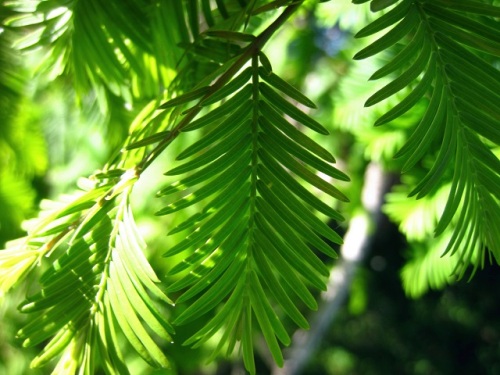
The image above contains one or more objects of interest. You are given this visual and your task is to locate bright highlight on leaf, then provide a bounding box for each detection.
[1,175,172,373]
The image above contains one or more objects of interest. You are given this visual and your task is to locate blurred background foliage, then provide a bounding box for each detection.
[1,0,499,374]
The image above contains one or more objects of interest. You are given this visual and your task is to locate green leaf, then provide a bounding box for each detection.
[432,0,500,17]
[365,38,431,107]
[126,131,171,150]
[30,326,74,368]
[114,292,168,367]
[19,301,89,347]
[395,83,446,172]
[167,218,238,274]
[160,147,252,195]
[259,83,329,134]
[255,213,327,294]
[259,51,273,75]
[166,211,210,236]
[167,220,247,289]
[165,133,251,176]
[355,0,412,38]
[259,67,316,108]
[242,302,255,375]
[182,85,253,131]
[410,111,457,198]
[257,180,337,257]
[258,165,344,242]
[157,164,251,217]
[259,101,336,162]
[258,149,344,220]
[183,279,245,347]
[111,251,172,341]
[255,196,329,275]
[161,183,250,255]
[174,257,246,325]
[261,135,349,202]
[424,3,500,43]
[248,271,286,366]
[107,278,166,368]
[260,117,349,181]
[354,6,418,60]
[201,67,252,106]
[371,0,399,12]
[254,229,318,310]
[203,30,256,42]
[252,248,309,329]
[177,101,252,160]
[375,52,435,126]
[369,22,424,80]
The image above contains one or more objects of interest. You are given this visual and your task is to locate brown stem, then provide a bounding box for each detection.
[136,2,302,173]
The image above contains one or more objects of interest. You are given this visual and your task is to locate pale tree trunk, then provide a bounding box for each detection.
[272,163,390,375]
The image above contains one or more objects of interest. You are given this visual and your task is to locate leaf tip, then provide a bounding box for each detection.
[352,51,365,60]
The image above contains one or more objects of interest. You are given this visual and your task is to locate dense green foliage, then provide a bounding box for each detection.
[1,0,499,374]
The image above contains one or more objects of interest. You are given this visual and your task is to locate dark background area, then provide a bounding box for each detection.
[304,213,500,375]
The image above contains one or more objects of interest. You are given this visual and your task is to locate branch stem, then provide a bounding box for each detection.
[136,2,302,173]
